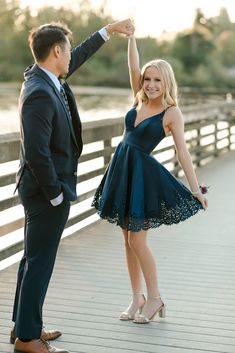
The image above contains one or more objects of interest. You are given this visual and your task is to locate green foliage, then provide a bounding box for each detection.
[171,31,214,71]
[0,0,235,88]
[216,31,235,67]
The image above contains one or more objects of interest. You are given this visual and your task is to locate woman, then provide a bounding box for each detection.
[92,33,208,324]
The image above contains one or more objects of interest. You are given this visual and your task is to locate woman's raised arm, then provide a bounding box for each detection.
[128,36,141,97]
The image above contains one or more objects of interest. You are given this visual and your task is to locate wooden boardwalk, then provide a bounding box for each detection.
[1,151,235,353]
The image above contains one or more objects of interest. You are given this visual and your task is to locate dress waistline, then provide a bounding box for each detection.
[122,140,150,154]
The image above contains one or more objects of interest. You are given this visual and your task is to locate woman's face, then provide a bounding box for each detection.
[143,66,164,101]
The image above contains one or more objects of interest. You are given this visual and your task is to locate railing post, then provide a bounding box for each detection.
[214,120,219,158]
[228,113,232,151]
[195,127,201,167]
[103,139,112,166]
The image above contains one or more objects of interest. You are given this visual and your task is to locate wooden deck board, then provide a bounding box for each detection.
[1,151,235,353]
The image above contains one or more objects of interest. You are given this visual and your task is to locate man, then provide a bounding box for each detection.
[11,19,134,353]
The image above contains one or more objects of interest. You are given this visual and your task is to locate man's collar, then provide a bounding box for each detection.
[38,66,61,91]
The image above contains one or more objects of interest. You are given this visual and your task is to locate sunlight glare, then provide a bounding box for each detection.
[17,0,235,37]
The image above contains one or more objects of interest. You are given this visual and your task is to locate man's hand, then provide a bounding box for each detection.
[106,19,135,37]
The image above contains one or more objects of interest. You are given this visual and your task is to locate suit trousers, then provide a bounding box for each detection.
[12,190,70,339]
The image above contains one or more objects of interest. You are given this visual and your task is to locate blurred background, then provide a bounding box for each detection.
[0,0,235,129]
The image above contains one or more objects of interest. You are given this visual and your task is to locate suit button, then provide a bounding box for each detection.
[73,172,77,176]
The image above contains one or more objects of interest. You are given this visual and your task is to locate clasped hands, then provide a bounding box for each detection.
[106,18,135,37]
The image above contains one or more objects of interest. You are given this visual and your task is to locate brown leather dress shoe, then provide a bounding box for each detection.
[14,338,69,353]
[10,328,62,344]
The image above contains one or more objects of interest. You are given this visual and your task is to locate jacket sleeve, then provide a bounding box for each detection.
[21,90,62,200]
[67,31,105,78]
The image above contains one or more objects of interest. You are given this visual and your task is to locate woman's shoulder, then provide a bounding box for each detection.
[165,105,183,120]
[166,105,181,114]
[164,106,184,129]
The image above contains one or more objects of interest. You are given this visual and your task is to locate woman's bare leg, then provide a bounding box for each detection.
[119,229,145,319]
[128,230,164,320]
[122,229,143,293]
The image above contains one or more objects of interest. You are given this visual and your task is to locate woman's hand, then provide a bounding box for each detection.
[193,192,208,210]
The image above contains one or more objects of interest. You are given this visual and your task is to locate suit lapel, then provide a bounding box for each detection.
[32,65,79,149]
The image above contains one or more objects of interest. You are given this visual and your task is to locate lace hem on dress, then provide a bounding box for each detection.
[92,189,203,232]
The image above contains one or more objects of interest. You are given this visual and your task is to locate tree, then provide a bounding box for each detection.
[216,31,235,67]
[172,31,214,72]
[216,7,232,33]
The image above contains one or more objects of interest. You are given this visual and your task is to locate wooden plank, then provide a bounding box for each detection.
[79,147,115,163]
[0,218,24,237]
[78,166,107,183]
[0,195,20,212]
[0,173,15,187]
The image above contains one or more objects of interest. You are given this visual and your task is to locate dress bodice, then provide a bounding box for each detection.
[122,108,166,154]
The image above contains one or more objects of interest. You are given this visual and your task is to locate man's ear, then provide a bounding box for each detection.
[52,45,61,59]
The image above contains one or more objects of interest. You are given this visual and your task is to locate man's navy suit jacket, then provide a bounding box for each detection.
[16,31,105,203]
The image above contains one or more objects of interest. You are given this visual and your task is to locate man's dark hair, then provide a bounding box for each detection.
[28,22,73,62]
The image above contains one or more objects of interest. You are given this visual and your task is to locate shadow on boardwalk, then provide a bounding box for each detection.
[1,151,235,353]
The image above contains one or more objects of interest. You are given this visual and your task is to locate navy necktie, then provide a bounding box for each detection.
[60,85,72,120]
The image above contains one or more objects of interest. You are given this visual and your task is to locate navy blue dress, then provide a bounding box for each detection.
[92,107,203,232]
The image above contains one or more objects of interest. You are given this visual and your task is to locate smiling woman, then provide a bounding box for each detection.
[92,31,208,325]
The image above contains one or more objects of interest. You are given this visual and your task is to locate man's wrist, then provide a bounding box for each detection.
[105,24,113,36]
[99,26,111,41]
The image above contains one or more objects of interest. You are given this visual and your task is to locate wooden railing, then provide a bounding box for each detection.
[1,101,235,262]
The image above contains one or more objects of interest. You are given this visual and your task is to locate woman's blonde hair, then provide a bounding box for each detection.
[137,59,178,109]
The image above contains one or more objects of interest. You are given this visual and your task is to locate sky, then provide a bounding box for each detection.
[19,0,235,37]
